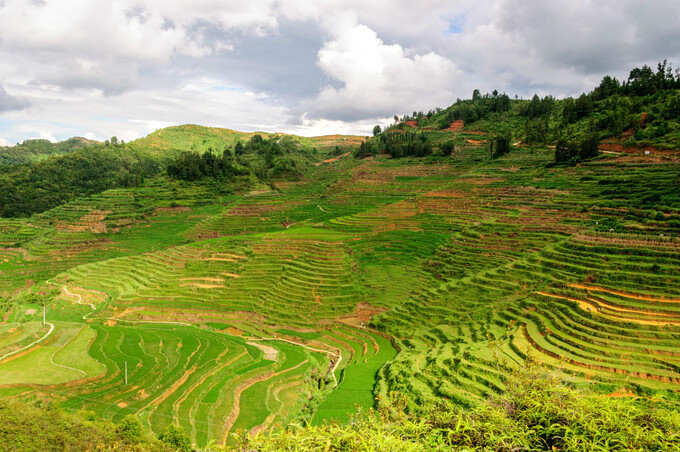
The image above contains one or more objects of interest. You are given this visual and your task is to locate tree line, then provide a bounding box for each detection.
[0,144,161,217]
[166,134,310,182]
[0,138,94,166]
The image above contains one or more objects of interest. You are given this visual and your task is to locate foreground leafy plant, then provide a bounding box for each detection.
[221,363,680,451]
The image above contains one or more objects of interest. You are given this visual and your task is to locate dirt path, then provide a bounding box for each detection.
[46,280,96,320]
[0,322,55,363]
[47,280,193,327]
[221,359,309,444]
[219,371,275,444]
[137,365,199,430]
[247,341,279,361]
[416,355,425,373]
[256,337,341,387]
[49,326,88,377]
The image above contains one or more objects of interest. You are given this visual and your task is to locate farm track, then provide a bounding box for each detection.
[256,337,342,387]
[49,326,88,377]
[0,322,55,363]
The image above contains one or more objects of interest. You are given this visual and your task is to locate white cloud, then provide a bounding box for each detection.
[446,0,680,96]
[306,23,461,120]
[37,130,58,143]
[0,137,11,146]
[0,76,293,143]
[286,114,389,137]
[0,82,30,112]
[1,0,679,142]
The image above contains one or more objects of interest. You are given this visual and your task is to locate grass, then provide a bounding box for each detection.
[0,135,679,447]
[313,329,397,425]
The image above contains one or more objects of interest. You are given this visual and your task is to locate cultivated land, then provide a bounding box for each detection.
[0,125,679,448]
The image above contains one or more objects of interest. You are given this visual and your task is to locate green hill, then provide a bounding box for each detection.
[0,137,98,166]
[0,127,365,218]
[0,62,679,451]
[360,60,680,161]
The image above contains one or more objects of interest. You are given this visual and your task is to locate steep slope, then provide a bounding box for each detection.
[0,140,678,449]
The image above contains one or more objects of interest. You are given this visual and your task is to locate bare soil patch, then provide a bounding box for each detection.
[337,302,387,328]
[444,120,464,132]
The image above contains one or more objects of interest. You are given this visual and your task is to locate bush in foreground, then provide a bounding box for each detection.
[230,364,680,451]
[0,400,169,452]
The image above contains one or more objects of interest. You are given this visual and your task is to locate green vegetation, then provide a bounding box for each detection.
[367,60,680,161]
[0,61,679,450]
[0,398,169,451]
[244,364,680,451]
[0,126,361,218]
[0,143,162,217]
[166,133,316,182]
[0,137,97,166]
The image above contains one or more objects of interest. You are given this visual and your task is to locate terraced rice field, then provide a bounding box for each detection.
[1,144,679,446]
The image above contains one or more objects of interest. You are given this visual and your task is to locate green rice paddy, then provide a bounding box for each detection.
[1,140,679,447]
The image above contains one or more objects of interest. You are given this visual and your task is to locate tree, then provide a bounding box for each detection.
[592,75,620,100]
[117,415,143,443]
[441,140,455,155]
[493,132,512,158]
[579,133,600,160]
[158,425,192,452]
[234,141,244,156]
[373,125,382,136]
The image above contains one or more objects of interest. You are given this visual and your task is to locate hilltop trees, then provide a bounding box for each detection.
[0,144,160,217]
[166,149,240,181]
[0,138,94,166]
[166,134,308,182]
[519,94,555,118]
[436,90,512,129]
[554,130,600,164]
[355,130,433,158]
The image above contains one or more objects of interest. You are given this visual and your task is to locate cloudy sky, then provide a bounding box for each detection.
[0,0,679,145]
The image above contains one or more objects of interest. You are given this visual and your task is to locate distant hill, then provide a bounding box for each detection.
[130,124,366,157]
[0,126,366,218]
[0,137,99,166]
[360,60,680,161]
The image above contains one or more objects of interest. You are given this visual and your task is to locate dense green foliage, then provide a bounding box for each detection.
[0,399,168,451]
[166,134,313,182]
[367,61,680,160]
[0,137,95,166]
[437,89,513,127]
[356,131,434,158]
[0,144,162,217]
[166,149,246,181]
[240,365,680,451]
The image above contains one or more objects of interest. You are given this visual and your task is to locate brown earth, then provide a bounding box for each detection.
[315,151,351,167]
[337,302,387,328]
[445,120,464,132]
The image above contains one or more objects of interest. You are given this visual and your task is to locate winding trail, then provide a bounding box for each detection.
[0,322,55,363]
[255,337,342,387]
[46,280,192,326]
[49,326,88,377]
[46,280,95,320]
